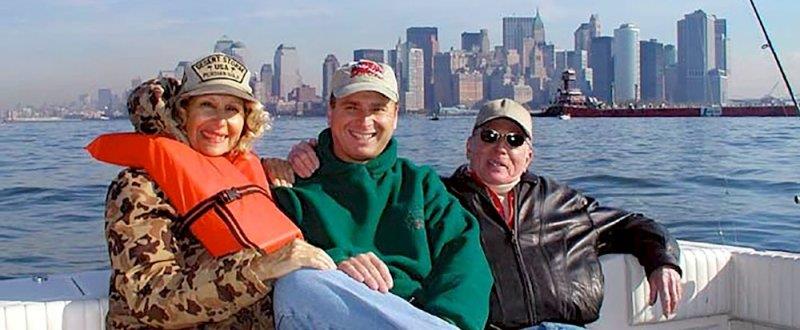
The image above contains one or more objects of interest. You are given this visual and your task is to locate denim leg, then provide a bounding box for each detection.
[521,322,586,330]
[273,269,457,330]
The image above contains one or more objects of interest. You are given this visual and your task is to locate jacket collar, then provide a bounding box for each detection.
[450,164,539,192]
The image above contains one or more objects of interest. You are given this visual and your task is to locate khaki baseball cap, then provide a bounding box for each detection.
[178,53,257,103]
[331,60,398,102]
[474,98,533,137]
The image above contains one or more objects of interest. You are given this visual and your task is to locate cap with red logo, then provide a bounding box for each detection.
[330,60,398,102]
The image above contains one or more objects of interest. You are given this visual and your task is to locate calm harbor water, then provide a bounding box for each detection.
[0,116,798,279]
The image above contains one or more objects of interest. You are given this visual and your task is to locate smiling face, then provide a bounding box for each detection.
[327,91,398,163]
[182,94,246,157]
[467,118,533,187]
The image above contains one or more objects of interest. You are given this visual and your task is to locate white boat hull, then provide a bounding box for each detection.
[1,240,798,329]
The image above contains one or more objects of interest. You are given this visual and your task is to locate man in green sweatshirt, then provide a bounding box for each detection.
[270,59,492,330]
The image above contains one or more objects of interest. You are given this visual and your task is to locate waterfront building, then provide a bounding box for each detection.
[486,66,515,100]
[613,23,640,104]
[403,47,425,113]
[434,51,468,107]
[97,88,113,117]
[677,10,727,105]
[453,70,484,108]
[258,64,274,104]
[640,39,666,102]
[273,44,302,100]
[288,84,317,103]
[406,27,439,110]
[322,54,339,101]
[589,36,614,103]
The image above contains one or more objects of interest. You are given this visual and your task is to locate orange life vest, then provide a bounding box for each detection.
[86,132,302,257]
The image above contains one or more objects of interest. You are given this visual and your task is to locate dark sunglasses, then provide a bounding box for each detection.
[478,128,528,148]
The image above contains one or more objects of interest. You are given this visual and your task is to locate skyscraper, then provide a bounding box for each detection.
[590,36,614,102]
[677,10,721,104]
[664,44,677,66]
[406,27,439,110]
[433,51,467,107]
[453,70,484,108]
[532,10,546,45]
[640,39,666,102]
[403,47,425,113]
[322,54,340,101]
[259,64,274,103]
[503,17,535,52]
[461,29,490,54]
[663,44,678,103]
[353,49,384,63]
[390,38,405,93]
[714,19,728,72]
[574,14,601,54]
[554,50,568,77]
[213,35,247,64]
[613,24,640,103]
[273,44,302,100]
[97,88,113,117]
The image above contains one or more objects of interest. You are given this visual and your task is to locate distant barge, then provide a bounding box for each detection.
[539,105,798,117]
[536,70,798,118]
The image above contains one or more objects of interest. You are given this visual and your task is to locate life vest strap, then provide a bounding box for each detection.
[179,185,271,235]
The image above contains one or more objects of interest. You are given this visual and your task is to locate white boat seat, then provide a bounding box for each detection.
[2,241,799,330]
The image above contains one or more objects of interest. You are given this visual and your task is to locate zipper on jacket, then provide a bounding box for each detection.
[509,204,538,324]
[473,179,539,325]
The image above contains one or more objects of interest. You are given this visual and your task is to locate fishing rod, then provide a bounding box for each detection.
[748,0,799,115]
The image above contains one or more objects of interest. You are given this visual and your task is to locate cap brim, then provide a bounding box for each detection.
[475,115,532,138]
[179,84,258,103]
[333,82,398,102]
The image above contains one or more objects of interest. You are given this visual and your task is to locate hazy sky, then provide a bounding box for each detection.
[1,0,797,108]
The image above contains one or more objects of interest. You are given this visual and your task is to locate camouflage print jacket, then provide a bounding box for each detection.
[104,78,275,329]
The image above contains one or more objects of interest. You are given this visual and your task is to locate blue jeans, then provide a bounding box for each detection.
[273,269,457,329]
[522,322,585,330]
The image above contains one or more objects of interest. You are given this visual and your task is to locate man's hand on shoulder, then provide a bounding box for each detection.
[288,138,319,178]
[648,266,683,316]
[261,158,295,187]
[338,252,394,293]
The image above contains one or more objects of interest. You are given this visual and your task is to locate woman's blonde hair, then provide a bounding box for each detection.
[172,95,272,156]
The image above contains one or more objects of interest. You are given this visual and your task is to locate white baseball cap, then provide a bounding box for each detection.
[330,60,399,102]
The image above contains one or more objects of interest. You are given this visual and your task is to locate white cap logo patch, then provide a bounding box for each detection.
[191,54,247,84]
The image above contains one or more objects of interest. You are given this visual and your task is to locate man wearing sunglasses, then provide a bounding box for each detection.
[442,98,682,329]
[279,97,682,329]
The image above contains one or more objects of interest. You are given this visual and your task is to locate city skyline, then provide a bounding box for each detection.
[1,0,798,109]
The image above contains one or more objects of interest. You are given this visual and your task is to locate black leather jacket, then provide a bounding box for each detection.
[443,166,681,329]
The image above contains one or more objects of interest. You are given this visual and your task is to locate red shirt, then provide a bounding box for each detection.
[469,170,516,229]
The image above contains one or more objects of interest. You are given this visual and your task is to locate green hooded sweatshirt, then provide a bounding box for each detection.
[273,129,492,330]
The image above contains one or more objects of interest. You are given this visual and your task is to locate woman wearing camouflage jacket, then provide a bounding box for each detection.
[102,53,335,329]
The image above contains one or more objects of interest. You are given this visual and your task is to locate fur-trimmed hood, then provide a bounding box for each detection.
[125,77,270,154]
